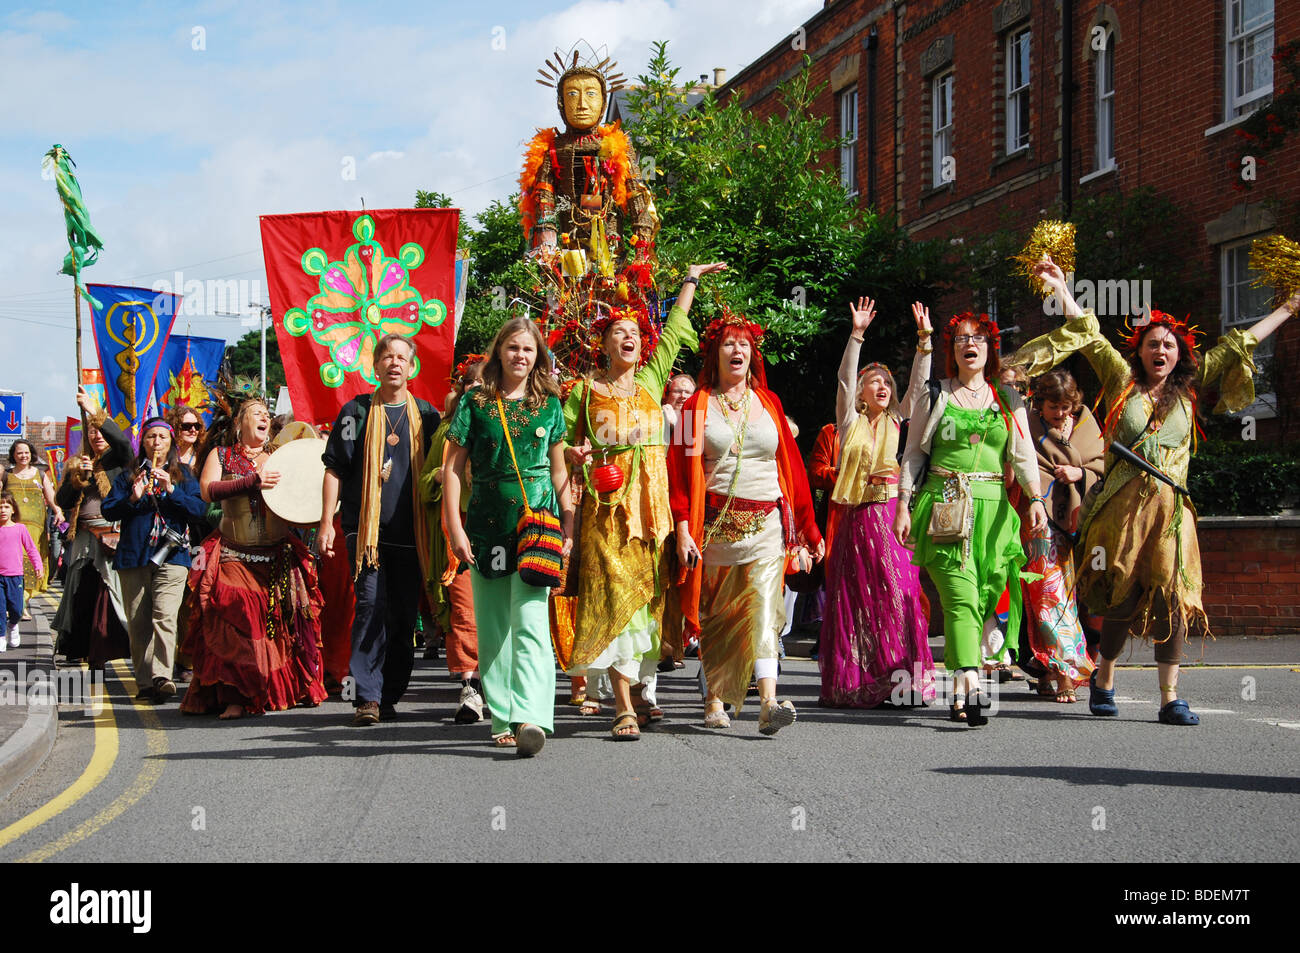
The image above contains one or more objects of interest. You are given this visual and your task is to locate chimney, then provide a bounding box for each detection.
[713,67,726,86]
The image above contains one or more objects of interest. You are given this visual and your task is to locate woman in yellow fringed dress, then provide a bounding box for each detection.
[565,263,724,741]
[1015,258,1298,725]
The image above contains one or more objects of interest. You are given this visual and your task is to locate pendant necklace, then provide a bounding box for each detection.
[716,389,751,456]
[382,405,406,482]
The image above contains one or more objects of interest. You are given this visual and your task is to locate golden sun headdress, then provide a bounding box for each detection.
[535,42,627,112]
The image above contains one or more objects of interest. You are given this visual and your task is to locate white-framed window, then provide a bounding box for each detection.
[1006,28,1031,153]
[1222,239,1276,406]
[1096,30,1115,169]
[1226,0,1274,119]
[932,71,954,188]
[839,86,858,195]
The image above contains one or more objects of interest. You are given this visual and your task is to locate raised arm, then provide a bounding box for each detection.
[1033,256,1084,318]
[640,263,724,393]
[836,297,876,434]
[899,302,935,420]
[1246,290,1300,346]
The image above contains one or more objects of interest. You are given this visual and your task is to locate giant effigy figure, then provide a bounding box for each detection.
[519,44,662,376]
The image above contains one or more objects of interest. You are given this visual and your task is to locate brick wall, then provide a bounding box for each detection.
[719,0,1300,444]
[1198,516,1300,636]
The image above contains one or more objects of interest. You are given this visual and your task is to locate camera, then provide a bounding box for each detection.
[150,526,190,566]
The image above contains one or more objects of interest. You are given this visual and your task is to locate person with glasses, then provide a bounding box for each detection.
[167,404,211,683]
[895,313,1047,726]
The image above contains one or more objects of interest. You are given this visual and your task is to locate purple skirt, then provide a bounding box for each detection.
[819,497,934,708]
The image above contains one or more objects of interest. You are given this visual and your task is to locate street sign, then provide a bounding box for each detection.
[0,393,24,457]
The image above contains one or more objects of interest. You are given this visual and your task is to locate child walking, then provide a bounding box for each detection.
[0,491,44,650]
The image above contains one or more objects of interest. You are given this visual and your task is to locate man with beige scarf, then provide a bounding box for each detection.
[320,334,439,725]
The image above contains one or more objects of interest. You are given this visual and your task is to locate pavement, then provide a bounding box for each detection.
[0,587,59,803]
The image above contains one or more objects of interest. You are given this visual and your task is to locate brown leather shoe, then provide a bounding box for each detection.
[352,701,380,726]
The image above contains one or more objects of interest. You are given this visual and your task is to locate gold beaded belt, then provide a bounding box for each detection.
[704,492,779,545]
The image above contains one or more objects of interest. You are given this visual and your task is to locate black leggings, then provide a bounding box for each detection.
[1097,586,1185,665]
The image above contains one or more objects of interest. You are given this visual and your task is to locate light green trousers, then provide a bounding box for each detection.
[470,569,555,735]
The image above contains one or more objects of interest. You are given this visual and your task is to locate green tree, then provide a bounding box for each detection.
[620,41,951,432]
[224,326,286,394]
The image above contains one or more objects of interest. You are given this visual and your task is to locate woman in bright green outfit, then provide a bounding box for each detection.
[895,310,1047,725]
[443,318,573,757]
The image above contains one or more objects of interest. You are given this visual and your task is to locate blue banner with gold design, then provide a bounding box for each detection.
[87,284,180,437]
[153,334,225,426]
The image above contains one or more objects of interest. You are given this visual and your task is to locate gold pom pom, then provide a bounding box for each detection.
[1248,234,1300,300]
[1011,220,1077,297]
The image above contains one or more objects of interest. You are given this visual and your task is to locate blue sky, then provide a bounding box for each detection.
[0,0,820,421]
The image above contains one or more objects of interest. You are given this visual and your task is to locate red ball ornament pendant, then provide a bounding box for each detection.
[591,462,624,493]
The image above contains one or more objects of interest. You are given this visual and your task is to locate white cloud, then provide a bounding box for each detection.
[0,0,822,421]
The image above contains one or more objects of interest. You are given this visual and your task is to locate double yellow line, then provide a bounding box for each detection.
[0,659,168,862]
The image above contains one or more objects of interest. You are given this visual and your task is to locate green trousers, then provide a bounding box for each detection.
[470,569,555,735]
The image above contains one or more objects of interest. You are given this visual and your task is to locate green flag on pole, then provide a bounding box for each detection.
[43,144,105,307]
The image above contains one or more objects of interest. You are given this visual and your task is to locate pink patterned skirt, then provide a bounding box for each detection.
[819,497,934,708]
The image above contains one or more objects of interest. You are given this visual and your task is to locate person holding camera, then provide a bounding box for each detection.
[102,416,206,703]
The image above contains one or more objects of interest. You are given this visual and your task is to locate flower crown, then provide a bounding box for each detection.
[857,361,893,381]
[945,312,1001,341]
[702,307,765,353]
[450,353,485,384]
[1124,310,1201,356]
[588,303,661,368]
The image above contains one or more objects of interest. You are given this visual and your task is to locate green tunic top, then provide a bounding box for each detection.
[1009,310,1259,532]
[446,393,566,579]
[910,403,1020,571]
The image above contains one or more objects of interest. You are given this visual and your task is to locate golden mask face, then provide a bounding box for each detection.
[561,74,604,130]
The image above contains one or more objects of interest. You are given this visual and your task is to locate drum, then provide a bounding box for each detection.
[260,437,331,526]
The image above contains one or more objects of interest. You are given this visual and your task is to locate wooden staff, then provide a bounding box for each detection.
[74,262,88,434]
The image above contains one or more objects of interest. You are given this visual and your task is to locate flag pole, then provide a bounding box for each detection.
[74,265,87,434]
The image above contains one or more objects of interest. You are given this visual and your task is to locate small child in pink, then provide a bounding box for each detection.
[0,491,43,650]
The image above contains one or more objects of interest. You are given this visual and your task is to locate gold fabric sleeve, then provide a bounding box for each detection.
[1198,328,1259,414]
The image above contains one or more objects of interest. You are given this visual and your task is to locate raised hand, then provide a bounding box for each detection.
[687,262,728,280]
[1032,255,1068,293]
[911,302,933,333]
[849,296,876,336]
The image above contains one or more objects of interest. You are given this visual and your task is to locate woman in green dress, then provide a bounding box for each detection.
[895,312,1048,725]
[1013,257,1298,725]
[443,318,574,757]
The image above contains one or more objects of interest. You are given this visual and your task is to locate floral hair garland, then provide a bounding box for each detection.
[451,353,485,384]
[702,307,765,353]
[588,302,661,368]
[945,311,1001,344]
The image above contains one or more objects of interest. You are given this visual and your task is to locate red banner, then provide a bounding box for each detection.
[260,209,459,425]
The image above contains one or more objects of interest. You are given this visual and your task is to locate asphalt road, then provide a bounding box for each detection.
[1,640,1296,863]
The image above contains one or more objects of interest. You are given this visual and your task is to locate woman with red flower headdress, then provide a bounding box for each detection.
[564,263,725,740]
[668,304,823,734]
[1015,257,1299,725]
[895,309,1048,725]
[819,298,936,709]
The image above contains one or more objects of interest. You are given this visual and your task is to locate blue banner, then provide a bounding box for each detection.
[153,334,226,426]
[87,284,180,437]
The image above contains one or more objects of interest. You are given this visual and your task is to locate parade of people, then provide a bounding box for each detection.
[3,9,1297,881]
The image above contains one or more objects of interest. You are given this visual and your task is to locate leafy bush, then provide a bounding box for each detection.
[1188,440,1300,516]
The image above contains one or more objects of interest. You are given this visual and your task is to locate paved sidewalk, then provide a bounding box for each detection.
[0,589,60,802]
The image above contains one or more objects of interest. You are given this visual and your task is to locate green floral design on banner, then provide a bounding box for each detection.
[283,213,448,388]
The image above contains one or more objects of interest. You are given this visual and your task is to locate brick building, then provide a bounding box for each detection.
[720,0,1300,441]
